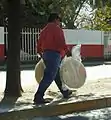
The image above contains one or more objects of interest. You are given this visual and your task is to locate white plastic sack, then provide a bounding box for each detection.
[35,59,45,83]
[60,57,86,88]
[34,58,67,91]
[35,45,86,89]
[71,44,82,62]
[60,45,86,88]
[34,59,68,91]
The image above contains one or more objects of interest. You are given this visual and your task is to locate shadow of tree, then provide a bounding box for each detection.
[0,96,18,112]
[49,93,95,105]
[32,108,111,120]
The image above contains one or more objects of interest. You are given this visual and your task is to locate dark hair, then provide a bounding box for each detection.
[48,13,61,22]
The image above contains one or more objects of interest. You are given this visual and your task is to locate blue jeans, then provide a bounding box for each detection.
[35,50,63,99]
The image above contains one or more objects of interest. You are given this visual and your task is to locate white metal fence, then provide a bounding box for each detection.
[4,27,41,61]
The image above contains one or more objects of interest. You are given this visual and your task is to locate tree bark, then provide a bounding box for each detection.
[4,0,23,97]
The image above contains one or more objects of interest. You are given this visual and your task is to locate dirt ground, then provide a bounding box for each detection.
[0,78,111,113]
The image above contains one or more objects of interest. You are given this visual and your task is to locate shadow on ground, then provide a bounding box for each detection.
[31,107,111,120]
[0,95,18,112]
[32,116,89,120]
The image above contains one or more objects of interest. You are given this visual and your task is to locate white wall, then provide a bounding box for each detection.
[63,29,104,45]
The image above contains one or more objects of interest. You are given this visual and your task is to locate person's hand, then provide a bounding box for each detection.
[37,52,43,59]
[66,50,71,57]
[39,53,43,58]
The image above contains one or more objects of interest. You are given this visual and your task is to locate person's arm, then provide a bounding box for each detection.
[36,33,43,57]
[54,26,70,54]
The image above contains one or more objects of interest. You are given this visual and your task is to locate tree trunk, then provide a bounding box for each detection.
[4,0,23,97]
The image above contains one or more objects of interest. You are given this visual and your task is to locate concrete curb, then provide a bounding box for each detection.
[0,97,111,120]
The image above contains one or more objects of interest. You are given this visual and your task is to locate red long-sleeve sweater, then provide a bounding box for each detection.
[37,23,68,58]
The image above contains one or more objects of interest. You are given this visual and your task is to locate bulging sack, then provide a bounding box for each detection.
[60,57,86,88]
[60,45,86,88]
[71,44,82,62]
[35,45,86,88]
[35,59,45,84]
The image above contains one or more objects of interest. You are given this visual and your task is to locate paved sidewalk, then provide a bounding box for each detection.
[0,78,111,120]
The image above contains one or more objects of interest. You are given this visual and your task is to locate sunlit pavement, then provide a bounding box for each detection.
[1,64,111,119]
[0,64,111,92]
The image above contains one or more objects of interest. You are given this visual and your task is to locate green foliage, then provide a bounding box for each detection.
[0,0,87,28]
[84,6,111,31]
[89,0,111,9]
[0,0,111,29]
[25,0,86,28]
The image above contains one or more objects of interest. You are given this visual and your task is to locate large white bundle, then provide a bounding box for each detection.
[34,59,67,91]
[35,57,86,88]
[71,44,82,62]
[60,57,86,88]
[35,59,45,84]
[35,45,86,88]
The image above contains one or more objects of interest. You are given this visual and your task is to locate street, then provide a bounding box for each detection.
[31,107,111,120]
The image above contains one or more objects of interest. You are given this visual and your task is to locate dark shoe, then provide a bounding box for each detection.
[33,94,52,105]
[62,90,72,99]
[33,98,51,105]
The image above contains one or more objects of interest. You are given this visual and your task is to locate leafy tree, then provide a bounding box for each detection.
[26,0,87,28]
[93,6,111,31]
[83,5,111,31]
[89,0,111,8]
[0,0,111,28]
[23,0,111,29]
[0,0,7,26]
